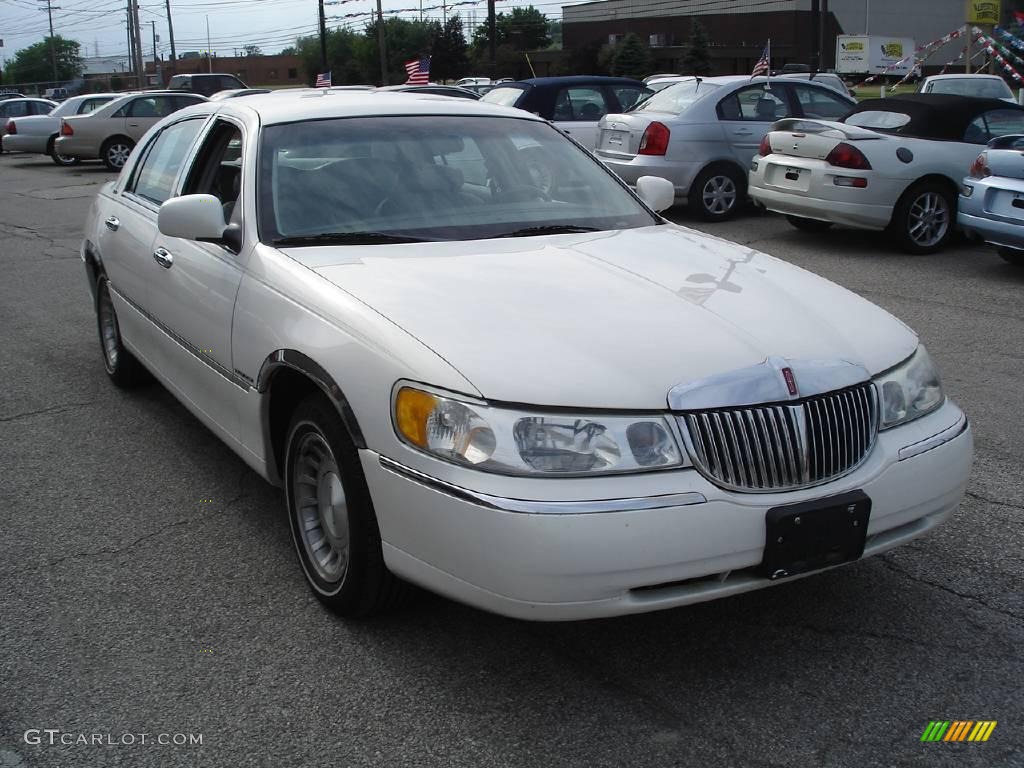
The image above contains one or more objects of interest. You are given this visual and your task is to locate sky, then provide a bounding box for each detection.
[0,0,574,65]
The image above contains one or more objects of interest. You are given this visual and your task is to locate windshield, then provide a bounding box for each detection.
[633,80,718,113]
[257,115,657,244]
[926,78,1012,99]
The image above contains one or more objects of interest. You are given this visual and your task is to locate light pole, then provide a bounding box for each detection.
[38,0,59,82]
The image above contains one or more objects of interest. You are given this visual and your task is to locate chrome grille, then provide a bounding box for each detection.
[679,383,879,492]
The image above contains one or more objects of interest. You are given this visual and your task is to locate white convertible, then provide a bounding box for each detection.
[81,91,972,620]
[749,93,1024,253]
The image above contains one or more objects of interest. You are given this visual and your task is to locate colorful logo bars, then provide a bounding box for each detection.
[921,721,997,742]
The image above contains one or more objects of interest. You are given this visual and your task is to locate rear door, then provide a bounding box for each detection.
[551,85,611,149]
[717,84,792,167]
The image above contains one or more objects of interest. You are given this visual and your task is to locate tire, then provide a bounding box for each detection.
[48,135,79,166]
[95,277,150,388]
[100,137,134,171]
[284,393,412,616]
[786,215,833,232]
[996,246,1024,266]
[890,181,955,254]
[689,164,745,222]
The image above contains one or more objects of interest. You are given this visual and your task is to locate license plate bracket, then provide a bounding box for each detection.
[759,490,871,580]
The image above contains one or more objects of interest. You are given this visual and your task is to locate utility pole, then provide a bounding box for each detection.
[39,0,58,82]
[130,0,143,86]
[487,0,496,73]
[151,20,160,84]
[318,0,328,72]
[126,0,138,87]
[125,10,133,84]
[165,0,176,76]
[819,0,829,71]
[376,0,388,85]
[206,15,212,73]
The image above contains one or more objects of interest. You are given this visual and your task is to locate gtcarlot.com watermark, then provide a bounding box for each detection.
[24,729,202,747]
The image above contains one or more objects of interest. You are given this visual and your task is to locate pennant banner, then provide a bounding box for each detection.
[974,27,1024,83]
[851,26,964,90]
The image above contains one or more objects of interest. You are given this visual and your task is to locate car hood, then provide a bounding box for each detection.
[302,225,917,409]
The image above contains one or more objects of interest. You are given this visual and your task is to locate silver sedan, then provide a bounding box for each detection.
[596,76,855,221]
[959,133,1024,267]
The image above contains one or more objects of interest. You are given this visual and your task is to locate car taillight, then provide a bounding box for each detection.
[5,120,15,135]
[60,120,73,136]
[758,134,772,156]
[968,152,990,179]
[638,121,670,156]
[825,142,871,170]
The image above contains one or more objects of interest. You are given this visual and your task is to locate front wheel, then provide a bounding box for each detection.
[786,215,833,232]
[689,165,745,222]
[890,182,955,254]
[95,278,150,388]
[284,394,411,616]
[101,138,134,171]
[996,246,1024,266]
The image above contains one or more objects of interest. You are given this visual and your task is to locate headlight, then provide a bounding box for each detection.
[873,346,944,429]
[393,386,684,475]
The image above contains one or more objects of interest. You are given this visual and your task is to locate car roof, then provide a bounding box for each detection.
[212,89,546,125]
[511,75,647,88]
[923,73,1004,81]
[848,93,1023,139]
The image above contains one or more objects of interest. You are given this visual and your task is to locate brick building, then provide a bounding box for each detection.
[147,54,307,87]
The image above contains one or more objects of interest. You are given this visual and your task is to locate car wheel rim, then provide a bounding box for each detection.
[108,144,130,168]
[702,175,737,215]
[907,192,949,247]
[98,288,120,370]
[292,432,350,585]
[55,152,74,164]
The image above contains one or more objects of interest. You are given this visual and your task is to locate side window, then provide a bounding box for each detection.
[5,102,29,118]
[183,120,245,226]
[32,102,52,115]
[111,102,130,118]
[129,119,206,205]
[173,95,204,111]
[718,86,790,122]
[969,109,1024,143]
[794,86,852,120]
[554,87,610,121]
[612,86,650,111]
[128,97,159,118]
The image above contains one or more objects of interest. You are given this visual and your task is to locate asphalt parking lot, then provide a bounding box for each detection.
[1,152,1022,768]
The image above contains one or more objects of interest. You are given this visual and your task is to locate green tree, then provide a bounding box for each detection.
[362,18,439,85]
[611,34,651,79]
[431,15,469,82]
[6,36,83,83]
[473,6,550,53]
[681,20,712,75]
[242,44,263,57]
[293,27,372,85]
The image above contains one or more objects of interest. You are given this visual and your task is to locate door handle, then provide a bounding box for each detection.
[104,216,120,231]
[152,247,174,269]
[733,129,753,136]
[127,122,140,127]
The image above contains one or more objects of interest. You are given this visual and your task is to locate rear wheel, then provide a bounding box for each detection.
[890,181,955,254]
[95,278,150,388]
[284,394,412,616]
[101,137,134,171]
[689,165,745,222]
[786,215,833,232]
[48,135,78,166]
[996,246,1024,266]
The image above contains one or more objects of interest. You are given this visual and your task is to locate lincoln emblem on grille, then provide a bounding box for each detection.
[667,357,879,492]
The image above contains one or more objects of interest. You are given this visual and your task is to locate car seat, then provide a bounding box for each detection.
[755,97,778,121]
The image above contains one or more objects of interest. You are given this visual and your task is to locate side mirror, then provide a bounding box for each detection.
[635,175,675,213]
[158,194,227,242]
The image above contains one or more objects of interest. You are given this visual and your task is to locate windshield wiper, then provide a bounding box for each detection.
[496,225,600,238]
[272,232,428,246]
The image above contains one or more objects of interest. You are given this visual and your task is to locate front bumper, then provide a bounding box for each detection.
[363,401,972,621]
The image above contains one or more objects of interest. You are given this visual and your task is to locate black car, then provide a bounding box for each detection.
[480,76,653,148]
[168,73,247,97]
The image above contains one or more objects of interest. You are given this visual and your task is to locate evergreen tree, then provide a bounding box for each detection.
[681,20,712,75]
[611,34,652,79]
[432,15,469,81]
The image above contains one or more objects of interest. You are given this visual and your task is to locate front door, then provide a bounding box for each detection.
[718,84,792,168]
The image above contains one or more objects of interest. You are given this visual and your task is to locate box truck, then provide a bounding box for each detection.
[835,35,916,75]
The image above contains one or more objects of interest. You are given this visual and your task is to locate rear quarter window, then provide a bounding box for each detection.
[845,111,912,131]
[481,87,525,108]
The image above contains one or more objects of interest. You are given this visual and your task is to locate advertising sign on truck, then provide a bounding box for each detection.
[835,35,916,75]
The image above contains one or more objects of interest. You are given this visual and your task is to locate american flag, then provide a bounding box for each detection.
[751,41,771,77]
[315,71,332,88]
[404,57,430,85]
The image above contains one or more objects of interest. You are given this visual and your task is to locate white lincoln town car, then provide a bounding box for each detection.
[81,91,972,620]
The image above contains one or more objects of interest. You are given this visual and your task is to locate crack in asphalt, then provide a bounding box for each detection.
[0,401,97,424]
[966,490,1024,513]
[0,469,254,578]
[856,287,1024,323]
[876,555,1023,624]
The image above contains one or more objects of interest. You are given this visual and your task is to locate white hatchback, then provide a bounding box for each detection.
[81,90,972,620]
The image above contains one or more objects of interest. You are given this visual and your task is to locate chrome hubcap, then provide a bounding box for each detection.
[98,289,119,369]
[702,175,737,215]
[292,432,349,584]
[908,192,949,247]
[108,144,130,168]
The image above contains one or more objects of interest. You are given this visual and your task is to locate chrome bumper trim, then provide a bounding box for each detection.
[378,456,707,515]
[898,413,969,461]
